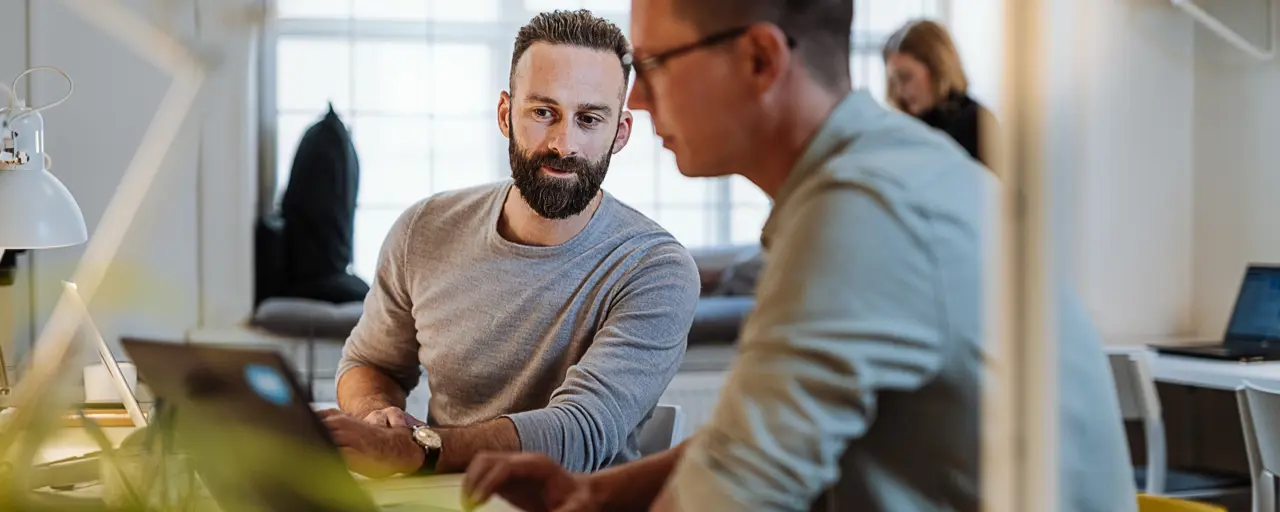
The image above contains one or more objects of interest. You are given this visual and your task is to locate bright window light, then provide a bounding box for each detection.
[270,0,945,281]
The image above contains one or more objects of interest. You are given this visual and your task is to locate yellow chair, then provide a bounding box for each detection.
[1137,494,1226,512]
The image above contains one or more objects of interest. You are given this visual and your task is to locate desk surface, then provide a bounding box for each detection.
[1110,338,1280,391]
[36,427,515,511]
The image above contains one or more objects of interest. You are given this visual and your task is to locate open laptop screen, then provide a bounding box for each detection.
[1226,266,1280,342]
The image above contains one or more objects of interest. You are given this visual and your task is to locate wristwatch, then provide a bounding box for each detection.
[410,425,443,473]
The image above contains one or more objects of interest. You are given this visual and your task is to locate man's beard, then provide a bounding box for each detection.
[508,120,615,220]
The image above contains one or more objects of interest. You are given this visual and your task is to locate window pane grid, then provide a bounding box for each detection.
[271,1,944,278]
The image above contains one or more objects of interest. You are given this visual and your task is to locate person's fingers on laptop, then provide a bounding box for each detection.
[322,412,350,430]
[361,409,388,426]
[386,408,427,428]
[385,409,408,428]
[466,452,565,510]
[316,408,344,419]
[461,452,501,508]
[324,415,364,445]
[327,424,355,447]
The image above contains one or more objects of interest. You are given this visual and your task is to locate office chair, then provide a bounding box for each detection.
[1239,383,1280,512]
[1109,350,1251,498]
[637,404,686,457]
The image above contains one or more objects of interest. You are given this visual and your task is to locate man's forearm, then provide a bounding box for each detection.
[337,366,408,418]
[434,418,521,473]
[588,440,688,512]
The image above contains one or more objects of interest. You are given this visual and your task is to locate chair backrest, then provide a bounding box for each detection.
[1109,351,1161,421]
[1235,386,1269,512]
[1242,382,1280,511]
[1107,350,1167,494]
[637,404,685,457]
[1244,384,1280,472]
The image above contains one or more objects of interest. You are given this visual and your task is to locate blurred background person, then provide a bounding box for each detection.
[883,19,997,168]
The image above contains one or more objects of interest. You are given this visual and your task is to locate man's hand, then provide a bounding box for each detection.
[362,406,426,428]
[319,409,425,478]
[462,452,599,512]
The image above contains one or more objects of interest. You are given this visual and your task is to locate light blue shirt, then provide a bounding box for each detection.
[667,91,1137,511]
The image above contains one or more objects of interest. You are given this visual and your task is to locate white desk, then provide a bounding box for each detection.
[1150,354,1280,390]
[1110,340,1280,390]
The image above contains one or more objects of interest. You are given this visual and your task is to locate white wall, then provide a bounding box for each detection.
[956,0,1279,340]
[28,0,201,356]
[954,0,1197,339]
[948,0,1003,111]
[195,0,259,330]
[1072,0,1197,338]
[18,0,257,360]
[1190,0,1280,337]
[0,0,34,374]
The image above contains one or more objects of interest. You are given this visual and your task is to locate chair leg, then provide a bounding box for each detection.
[305,323,316,402]
[1260,470,1277,512]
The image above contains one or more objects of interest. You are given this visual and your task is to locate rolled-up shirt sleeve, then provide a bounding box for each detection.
[336,203,424,392]
[668,184,946,511]
[505,244,700,473]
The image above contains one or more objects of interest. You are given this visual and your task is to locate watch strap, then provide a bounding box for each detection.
[420,445,441,474]
[411,426,441,474]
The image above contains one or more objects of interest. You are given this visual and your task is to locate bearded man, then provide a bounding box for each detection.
[323,9,700,478]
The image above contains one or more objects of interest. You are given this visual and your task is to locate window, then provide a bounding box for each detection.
[267,0,945,281]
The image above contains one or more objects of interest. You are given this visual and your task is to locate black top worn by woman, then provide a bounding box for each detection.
[917,91,994,166]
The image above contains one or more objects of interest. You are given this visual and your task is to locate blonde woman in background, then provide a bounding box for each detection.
[884,19,997,168]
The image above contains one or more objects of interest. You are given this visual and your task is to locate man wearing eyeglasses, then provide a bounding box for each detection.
[462,0,1137,511]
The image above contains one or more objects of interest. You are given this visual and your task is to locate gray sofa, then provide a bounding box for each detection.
[252,244,762,371]
[684,244,762,345]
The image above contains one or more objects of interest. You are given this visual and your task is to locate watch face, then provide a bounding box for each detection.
[414,427,443,450]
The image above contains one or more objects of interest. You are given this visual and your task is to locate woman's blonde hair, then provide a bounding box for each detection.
[882,20,969,112]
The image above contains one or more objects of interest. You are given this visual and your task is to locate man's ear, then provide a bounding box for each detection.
[742,24,791,95]
[498,91,513,139]
[612,110,634,154]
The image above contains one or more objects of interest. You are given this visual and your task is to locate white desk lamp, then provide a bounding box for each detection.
[0,67,86,396]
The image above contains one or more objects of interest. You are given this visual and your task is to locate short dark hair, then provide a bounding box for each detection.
[674,0,853,91]
[510,10,632,96]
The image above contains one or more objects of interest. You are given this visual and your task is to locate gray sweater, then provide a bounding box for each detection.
[337,181,700,472]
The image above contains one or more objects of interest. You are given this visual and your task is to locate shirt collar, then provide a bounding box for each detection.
[760,90,879,248]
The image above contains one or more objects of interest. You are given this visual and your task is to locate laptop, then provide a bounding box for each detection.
[122,338,458,512]
[1152,264,1280,362]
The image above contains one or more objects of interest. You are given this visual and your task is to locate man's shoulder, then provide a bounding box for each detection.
[840,109,987,184]
[765,114,998,260]
[395,181,507,235]
[602,193,669,232]
[799,115,996,220]
[598,195,698,277]
[419,180,507,217]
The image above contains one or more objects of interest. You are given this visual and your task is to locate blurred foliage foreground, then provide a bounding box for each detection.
[0,401,377,511]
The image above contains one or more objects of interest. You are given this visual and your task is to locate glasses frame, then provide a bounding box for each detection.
[625,26,797,103]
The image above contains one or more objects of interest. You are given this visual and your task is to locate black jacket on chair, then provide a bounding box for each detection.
[266,104,369,304]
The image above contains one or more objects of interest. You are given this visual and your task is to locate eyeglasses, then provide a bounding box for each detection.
[625,26,797,103]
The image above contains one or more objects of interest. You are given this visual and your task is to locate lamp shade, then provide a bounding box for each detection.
[0,167,87,249]
[0,106,87,250]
